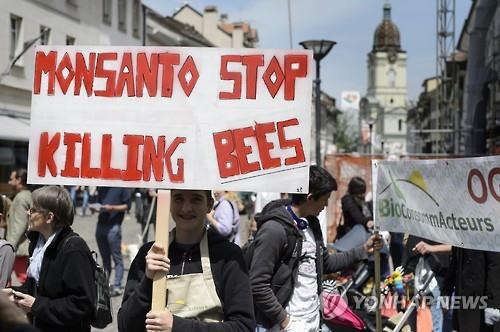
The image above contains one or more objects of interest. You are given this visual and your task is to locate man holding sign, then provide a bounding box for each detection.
[28,45,312,332]
[117,189,255,331]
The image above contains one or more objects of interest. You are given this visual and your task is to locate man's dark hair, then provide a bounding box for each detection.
[347,176,366,196]
[14,168,28,186]
[291,165,337,205]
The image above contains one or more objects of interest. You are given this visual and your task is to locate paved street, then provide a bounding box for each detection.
[72,208,146,332]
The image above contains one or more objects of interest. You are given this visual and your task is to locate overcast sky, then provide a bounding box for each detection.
[143,0,471,104]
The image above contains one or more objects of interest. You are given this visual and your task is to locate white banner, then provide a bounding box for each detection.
[28,46,313,192]
[375,156,500,252]
[340,91,360,111]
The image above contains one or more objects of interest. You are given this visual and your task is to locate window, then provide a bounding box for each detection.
[118,0,127,32]
[66,35,75,45]
[10,15,22,59]
[387,69,396,88]
[103,0,112,25]
[40,26,50,45]
[132,0,141,38]
[398,119,403,132]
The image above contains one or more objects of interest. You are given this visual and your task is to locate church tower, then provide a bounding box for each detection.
[360,3,408,154]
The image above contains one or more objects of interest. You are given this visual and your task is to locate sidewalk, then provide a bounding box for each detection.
[72,209,149,332]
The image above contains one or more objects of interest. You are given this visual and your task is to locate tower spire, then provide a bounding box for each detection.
[383,1,391,21]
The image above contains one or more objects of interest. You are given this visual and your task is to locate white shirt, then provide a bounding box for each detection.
[285,226,320,330]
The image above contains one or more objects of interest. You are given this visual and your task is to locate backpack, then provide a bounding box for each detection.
[242,218,301,328]
[64,235,112,328]
[242,218,299,271]
[91,251,113,328]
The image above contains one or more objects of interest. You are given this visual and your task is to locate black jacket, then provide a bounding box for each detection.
[13,227,95,332]
[250,199,368,328]
[443,247,500,332]
[402,235,449,278]
[341,194,371,231]
[117,229,255,332]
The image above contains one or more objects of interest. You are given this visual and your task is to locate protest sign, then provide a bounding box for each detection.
[28,46,313,192]
[375,156,500,251]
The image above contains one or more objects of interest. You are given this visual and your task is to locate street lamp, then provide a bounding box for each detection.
[368,122,374,155]
[300,39,336,166]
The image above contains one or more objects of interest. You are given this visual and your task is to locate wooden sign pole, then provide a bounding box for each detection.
[374,228,382,332]
[151,190,171,311]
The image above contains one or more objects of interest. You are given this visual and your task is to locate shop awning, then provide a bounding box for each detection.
[0,114,30,142]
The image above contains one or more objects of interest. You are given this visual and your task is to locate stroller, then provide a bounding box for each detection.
[323,225,437,332]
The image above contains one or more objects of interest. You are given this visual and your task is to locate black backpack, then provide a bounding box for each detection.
[242,218,302,328]
[90,251,113,328]
[242,218,299,270]
[64,236,112,328]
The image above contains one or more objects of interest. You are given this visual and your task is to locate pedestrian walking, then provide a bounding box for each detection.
[206,190,240,244]
[92,187,131,297]
[5,169,33,284]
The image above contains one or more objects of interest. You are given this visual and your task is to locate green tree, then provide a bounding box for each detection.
[334,112,359,152]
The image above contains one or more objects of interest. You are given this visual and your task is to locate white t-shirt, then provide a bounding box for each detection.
[284,227,320,331]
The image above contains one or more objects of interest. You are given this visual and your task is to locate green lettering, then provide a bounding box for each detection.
[379,199,390,217]
[395,203,401,217]
[476,218,484,231]
[430,214,439,227]
[458,217,468,230]
[451,213,460,230]
[446,216,453,229]
[466,218,478,231]
[401,204,407,218]
[484,218,494,232]
[439,212,447,228]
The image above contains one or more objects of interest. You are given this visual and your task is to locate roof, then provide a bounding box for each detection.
[219,21,259,44]
[0,113,30,142]
[172,3,203,18]
[373,3,402,52]
[146,6,214,46]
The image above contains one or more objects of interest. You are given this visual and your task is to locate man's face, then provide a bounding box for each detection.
[304,193,331,217]
[8,171,20,191]
[171,190,213,232]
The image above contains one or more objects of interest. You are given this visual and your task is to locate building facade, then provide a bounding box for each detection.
[458,0,500,155]
[0,0,144,187]
[172,4,258,48]
[0,1,261,189]
[359,3,408,155]
[410,0,499,156]
[145,7,213,47]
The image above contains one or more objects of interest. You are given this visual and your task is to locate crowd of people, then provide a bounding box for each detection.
[0,166,498,331]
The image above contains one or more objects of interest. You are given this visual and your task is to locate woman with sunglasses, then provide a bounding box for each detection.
[2,185,95,332]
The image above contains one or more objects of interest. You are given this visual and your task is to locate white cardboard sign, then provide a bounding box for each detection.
[28,46,313,192]
[375,156,500,252]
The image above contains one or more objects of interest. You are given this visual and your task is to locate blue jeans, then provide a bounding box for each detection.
[95,223,123,288]
[70,186,89,215]
[430,283,443,332]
